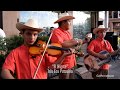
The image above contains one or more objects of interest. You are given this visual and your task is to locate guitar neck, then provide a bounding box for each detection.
[109,48,120,56]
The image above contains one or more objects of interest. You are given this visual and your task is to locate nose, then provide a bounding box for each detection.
[30,34,35,40]
[68,21,71,25]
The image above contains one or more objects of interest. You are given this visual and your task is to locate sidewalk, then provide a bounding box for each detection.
[108,60,120,79]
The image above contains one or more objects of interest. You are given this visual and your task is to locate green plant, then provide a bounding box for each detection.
[0,37,7,51]
[0,35,24,66]
[0,37,7,66]
[5,35,24,56]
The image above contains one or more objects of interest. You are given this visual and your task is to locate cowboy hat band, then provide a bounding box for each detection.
[93,25,108,35]
[54,13,75,23]
[16,19,43,32]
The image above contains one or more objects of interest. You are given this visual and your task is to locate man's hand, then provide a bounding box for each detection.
[77,39,83,45]
[51,49,72,65]
[62,39,83,48]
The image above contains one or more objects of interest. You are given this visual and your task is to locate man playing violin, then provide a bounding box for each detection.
[85,23,120,79]
[51,12,83,79]
[1,19,72,79]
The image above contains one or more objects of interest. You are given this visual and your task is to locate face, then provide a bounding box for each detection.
[97,30,106,39]
[22,29,39,46]
[62,20,71,30]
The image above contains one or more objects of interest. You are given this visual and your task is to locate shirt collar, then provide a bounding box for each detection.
[96,37,104,42]
[58,27,66,32]
[21,44,29,50]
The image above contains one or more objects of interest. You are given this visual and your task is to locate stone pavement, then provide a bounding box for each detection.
[108,60,120,79]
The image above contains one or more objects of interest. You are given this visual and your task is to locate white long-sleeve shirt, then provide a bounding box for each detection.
[0,28,6,38]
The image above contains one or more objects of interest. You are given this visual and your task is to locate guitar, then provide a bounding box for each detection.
[84,50,120,72]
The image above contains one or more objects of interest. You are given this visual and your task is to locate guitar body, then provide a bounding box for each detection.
[84,55,100,72]
[83,51,112,79]
[84,50,109,72]
[83,49,120,79]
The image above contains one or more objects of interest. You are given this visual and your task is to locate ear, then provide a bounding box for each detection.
[19,31,24,36]
[21,30,24,34]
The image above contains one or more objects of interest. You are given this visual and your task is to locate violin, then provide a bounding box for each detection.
[29,39,84,57]
[29,40,71,57]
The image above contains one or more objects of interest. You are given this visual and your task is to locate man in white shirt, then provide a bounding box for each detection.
[0,28,6,55]
[0,28,6,38]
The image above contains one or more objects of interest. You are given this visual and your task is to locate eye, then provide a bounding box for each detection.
[34,33,38,36]
[26,32,31,36]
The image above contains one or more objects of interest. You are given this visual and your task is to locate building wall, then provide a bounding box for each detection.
[2,11,20,37]
[109,18,120,32]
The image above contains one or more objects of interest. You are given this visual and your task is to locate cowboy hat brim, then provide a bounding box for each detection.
[54,16,75,23]
[16,22,43,32]
[93,28,108,35]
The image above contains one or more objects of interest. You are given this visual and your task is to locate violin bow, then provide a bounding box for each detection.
[33,32,53,79]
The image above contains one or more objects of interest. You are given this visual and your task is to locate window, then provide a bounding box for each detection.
[113,22,120,35]
[109,11,120,18]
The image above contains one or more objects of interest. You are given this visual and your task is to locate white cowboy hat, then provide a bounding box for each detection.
[16,19,43,32]
[93,25,108,35]
[54,13,75,23]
